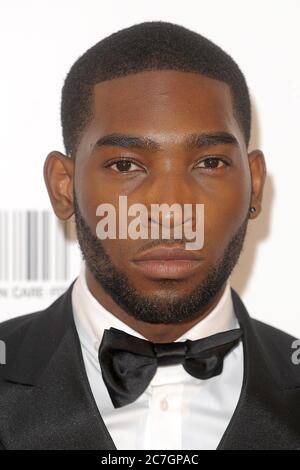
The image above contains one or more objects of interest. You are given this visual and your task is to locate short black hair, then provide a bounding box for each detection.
[61,21,251,156]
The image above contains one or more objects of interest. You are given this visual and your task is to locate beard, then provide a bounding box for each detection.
[73,192,249,325]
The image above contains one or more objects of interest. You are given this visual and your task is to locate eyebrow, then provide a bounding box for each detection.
[92,131,239,153]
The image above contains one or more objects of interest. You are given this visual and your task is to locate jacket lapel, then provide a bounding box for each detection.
[1,280,117,450]
[218,289,300,450]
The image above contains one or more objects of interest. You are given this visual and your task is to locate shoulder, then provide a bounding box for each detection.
[231,288,300,387]
[0,281,76,380]
[0,310,46,341]
[252,317,298,344]
[252,318,300,373]
[0,308,52,383]
[231,287,299,344]
[0,280,76,342]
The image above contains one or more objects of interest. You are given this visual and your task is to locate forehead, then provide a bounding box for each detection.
[83,70,244,149]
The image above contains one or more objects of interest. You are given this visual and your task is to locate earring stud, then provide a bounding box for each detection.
[249,206,256,213]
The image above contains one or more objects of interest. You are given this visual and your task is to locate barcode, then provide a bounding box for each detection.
[0,210,71,282]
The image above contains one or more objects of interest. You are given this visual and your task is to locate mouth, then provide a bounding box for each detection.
[131,246,204,280]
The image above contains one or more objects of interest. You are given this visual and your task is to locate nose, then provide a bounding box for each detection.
[141,173,201,232]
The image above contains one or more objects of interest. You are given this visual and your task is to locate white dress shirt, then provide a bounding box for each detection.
[72,261,244,450]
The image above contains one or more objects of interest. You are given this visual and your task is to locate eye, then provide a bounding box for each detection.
[195,157,228,170]
[105,158,143,173]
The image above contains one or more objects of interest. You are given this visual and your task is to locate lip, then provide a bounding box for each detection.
[132,247,203,262]
[131,247,203,279]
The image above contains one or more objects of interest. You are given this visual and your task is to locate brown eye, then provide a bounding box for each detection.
[108,159,141,173]
[196,157,226,169]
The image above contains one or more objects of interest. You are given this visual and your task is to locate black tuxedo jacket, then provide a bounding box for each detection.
[0,280,299,450]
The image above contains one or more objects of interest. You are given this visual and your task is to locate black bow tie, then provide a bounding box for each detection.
[98,326,243,408]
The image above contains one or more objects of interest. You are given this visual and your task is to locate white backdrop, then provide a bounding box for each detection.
[0,0,299,337]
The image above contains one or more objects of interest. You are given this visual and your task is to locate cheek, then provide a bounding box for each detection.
[202,172,251,250]
[75,164,119,233]
[75,165,132,265]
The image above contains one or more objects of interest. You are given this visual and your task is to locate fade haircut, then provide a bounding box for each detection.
[61,21,251,156]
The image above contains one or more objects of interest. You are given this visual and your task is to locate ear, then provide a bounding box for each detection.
[43,151,74,220]
[248,149,267,219]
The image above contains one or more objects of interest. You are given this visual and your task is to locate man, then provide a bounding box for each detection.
[0,21,299,450]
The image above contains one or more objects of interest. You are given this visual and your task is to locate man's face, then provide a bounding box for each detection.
[45,70,265,324]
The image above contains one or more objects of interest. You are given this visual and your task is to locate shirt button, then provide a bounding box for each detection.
[160,398,169,411]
